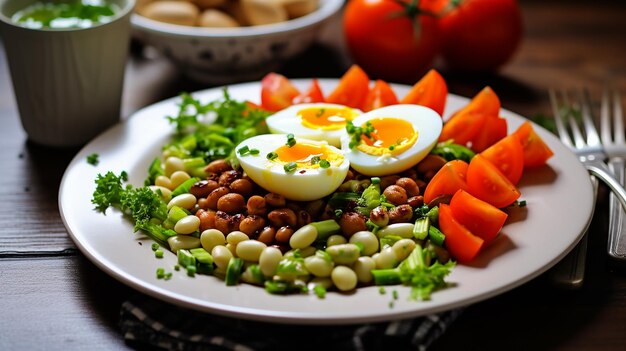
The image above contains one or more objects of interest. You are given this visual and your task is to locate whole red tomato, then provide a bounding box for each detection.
[439,0,523,72]
[343,0,443,83]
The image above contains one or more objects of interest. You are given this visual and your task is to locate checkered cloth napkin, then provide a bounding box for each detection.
[119,294,462,351]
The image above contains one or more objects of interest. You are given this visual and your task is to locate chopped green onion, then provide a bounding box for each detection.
[249,148,260,155]
[164,272,173,280]
[319,160,330,168]
[155,249,164,258]
[86,153,99,166]
[379,286,386,294]
[428,226,446,247]
[186,265,197,277]
[313,285,327,298]
[151,243,159,251]
[310,155,321,165]
[237,145,250,156]
[284,162,297,173]
[266,151,278,160]
[388,145,395,151]
[392,290,399,300]
[174,265,180,271]
[286,134,296,147]
[156,268,165,279]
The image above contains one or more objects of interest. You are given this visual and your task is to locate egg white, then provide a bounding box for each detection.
[236,134,350,201]
[265,103,361,147]
[340,105,442,176]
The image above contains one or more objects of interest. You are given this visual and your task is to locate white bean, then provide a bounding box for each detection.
[349,231,379,256]
[174,215,200,234]
[226,243,236,256]
[170,171,191,189]
[308,277,333,291]
[304,254,334,277]
[377,223,415,239]
[259,247,283,277]
[226,231,249,246]
[289,224,317,249]
[392,239,416,261]
[149,185,172,202]
[326,244,360,265]
[331,266,357,291]
[167,193,197,210]
[211,245,233,269]
[285,246,316,258]
[200,229,225,252]
[353,256,376,283]
[236,240,267,262]
[326,234,347,247]
[164,156,185,177]
[155,175,173,190]
[167,235,201,253]
[374,247,397,269]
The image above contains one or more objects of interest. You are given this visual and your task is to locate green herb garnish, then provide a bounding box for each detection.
[267,151,278,160]
[284,162,297,173]
[286,133,296,147]
[319,159,330,168]
[86,153,99,166]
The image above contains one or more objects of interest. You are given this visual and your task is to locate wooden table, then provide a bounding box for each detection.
[1,1,625,350]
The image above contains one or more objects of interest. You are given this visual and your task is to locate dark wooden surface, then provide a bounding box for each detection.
[1,1,626,350]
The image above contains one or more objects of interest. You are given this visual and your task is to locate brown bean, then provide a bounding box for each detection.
[218,170,240,187]
[190,179,219,198]
[247,195,267,216]
[239,215,266,236]
[268,208,297,227]
[304,199,325,218]
[408,195,424,208]
[196,209,216,231]
[197,198,209,210]
[380,175,401,189]
[287,202,302,213]
[206,186,230,210]
[369,206,389,227]
[205,159,232,174]
[214,211,231,234]
[265,193,286,207]
[339,212,367,237]
[383,185,408,205]
[229,214,245,233]
[401,168,418,180]
[396,177,420,197]
[389,204,414,224]
[257,226,276,245]
[423,170,437,181]
[416,155,447,175]
[217,193,246,214]
[275,226,294,243]
[297,210,312,228]
[415,179,427,190]
[230,178,254,196]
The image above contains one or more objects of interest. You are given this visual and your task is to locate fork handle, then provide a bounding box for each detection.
[608,158,626,260]
[585,163,626,212]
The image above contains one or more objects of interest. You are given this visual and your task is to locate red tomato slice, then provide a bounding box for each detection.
[326,65,370,109]
[471,116,507,152]
[449,190,508,244]
[439,112,488,145]
[439,203,484,263]
[362,80,399,112]
[260,73,300,112]
[466,154,521,208]
[480,133,524,184]
[400,69,448,116]
[293,79,325,104]
[514,121,555,167]
[423,160,469,204]
[452,86,501,119]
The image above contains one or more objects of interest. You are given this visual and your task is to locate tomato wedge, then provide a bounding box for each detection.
[451,86,501,119]
[326,65,370,109]
[260,73,300,112]
[439,203,484,263]
[439,112,488,145]
[362,80,399,112]
[423,160,469,204]
[293,79,325,104]
[449,190,508,244]
[514,121,555,167]
[481,133,524,184]
[471,116,507,152]
[400,69,448,116]
[466,154,521,208]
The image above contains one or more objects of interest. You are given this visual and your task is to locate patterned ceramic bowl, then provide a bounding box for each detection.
[131,0,343,84]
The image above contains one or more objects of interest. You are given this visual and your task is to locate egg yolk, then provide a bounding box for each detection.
[299,106,357,131]
[357,117,418,156]
[274,142,343,168]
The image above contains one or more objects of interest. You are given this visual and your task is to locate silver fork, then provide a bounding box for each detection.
[548,89,626,287]
[600,88,626,260]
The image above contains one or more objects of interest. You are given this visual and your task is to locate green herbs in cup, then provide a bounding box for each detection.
[12,0,118,29]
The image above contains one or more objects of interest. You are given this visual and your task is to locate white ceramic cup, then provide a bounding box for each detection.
[0,0,135,147]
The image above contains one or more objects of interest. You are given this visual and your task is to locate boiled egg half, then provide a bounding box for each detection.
[236,134,350,201]
[265,103,361,147]
[341,105,442,176]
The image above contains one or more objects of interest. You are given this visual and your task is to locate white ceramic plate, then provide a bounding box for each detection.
[59,79,594,325]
